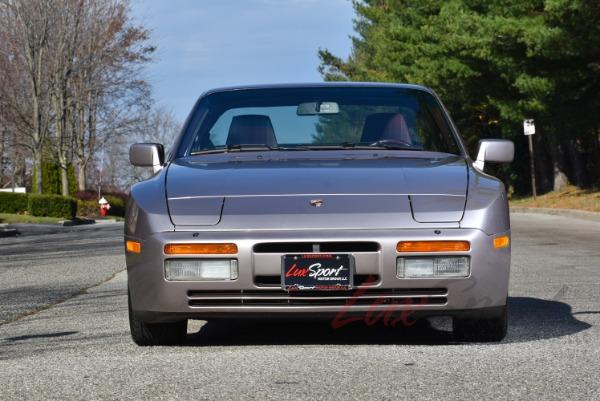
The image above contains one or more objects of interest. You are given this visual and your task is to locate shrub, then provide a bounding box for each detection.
[0,192,29,214]
[32,159,77,195]
[104,195,125,217]
[28,194,77,219]
[77,199,98,217]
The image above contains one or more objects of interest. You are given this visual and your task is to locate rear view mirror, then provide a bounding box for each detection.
[474,139,514,170]
[297,101,339,115]
[129,143,165,173]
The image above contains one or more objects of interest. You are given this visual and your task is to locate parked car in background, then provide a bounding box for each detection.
[125,83,514,345]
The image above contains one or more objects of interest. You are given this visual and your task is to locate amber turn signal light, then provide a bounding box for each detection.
[126,240,142,254]
[493,235,510,249]
[397,240,470,252]
[164,243,238,255]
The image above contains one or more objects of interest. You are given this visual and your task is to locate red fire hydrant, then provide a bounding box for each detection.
[99,197,111,217]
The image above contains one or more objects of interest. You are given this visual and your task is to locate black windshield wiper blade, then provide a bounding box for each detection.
[277,145,313,151]
[371,143,423,151]
[339,142,375,150]
[191,144,277,155]
[226,144,280,152]
[367,139,424,151]
[340,142,421,151]
[303,145,347,150]
[302,143,404,151]
[191,144,315,155]
[191,143,422,155]
[190,148,227,155]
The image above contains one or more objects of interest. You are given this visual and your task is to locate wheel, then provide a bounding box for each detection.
[452,306,508,342]
[128,290,187,346]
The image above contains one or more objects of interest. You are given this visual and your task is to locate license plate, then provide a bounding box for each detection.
[282,254,352,291]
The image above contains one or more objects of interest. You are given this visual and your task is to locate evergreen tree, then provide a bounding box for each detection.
[319,0,600,193]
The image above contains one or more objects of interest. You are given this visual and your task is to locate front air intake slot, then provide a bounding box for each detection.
[187,288,448,307]
[254,274,380,287]
[253,242,380,253]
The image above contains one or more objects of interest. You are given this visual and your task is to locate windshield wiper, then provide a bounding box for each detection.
[370,143,423,151]
[190,144,312,155]
[289,143,418,151]
[190,141,423,155]
[341,140,424,151]
[226,144,279,152]
[191,145,274,155]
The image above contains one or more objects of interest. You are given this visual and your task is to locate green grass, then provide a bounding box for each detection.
[511,186,600,212]
[0,213,64,224]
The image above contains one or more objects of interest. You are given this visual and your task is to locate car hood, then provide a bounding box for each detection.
[166,152,468,229]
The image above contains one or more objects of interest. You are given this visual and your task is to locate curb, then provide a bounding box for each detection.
[510,207,600,222]
[0,228,18,237]
[93,218,119,224]
[3,221,123,237]
[60,218,96,227]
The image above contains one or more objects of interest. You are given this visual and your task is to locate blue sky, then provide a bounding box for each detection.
[131,0,355,122]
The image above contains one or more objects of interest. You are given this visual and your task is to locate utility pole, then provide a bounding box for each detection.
[98,148,105,199]
[523,119,537,199]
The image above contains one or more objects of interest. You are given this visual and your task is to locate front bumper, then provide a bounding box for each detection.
[126,228,510,323]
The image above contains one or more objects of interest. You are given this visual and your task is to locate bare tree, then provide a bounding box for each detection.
[46,0,84,195]
[0,0,53,194]
[1,0,155,195]
[71,0,154,192]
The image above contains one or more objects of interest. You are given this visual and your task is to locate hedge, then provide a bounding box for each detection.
[73,193,127,218]
[0,192,29,214]
[28,194,77,219]
[104,195,125,217]
[77,199,98,217]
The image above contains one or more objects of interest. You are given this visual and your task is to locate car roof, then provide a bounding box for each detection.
[201,82,434,97]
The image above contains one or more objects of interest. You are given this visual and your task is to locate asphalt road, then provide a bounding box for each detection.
[0,223,124,325]
[0,213,599,400]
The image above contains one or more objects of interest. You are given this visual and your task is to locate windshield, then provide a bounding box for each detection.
[178,86,461,156]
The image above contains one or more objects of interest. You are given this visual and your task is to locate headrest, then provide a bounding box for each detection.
[226,115,277,147]
[360,113,410,143]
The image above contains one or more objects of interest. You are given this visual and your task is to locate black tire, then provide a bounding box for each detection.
[128,290,187,346]
[452,306,508,343]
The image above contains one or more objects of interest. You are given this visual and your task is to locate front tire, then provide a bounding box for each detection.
[452,306,508,342]
[128,290,187,346]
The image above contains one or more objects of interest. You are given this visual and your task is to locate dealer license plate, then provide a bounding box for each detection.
[282,254,352,291]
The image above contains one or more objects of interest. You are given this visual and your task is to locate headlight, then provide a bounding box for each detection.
[396,256,469,278]
[165,259,238,281]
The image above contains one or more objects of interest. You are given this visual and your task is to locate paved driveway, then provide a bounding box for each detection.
[0,213,598,400]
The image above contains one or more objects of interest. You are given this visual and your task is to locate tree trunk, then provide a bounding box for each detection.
[33,149,42,194]
[591,130,600,186]
[19,153,27,189]
[553,163,569,191]
[77,160,86,191]
[0,127,5,188]
[32,89,43,194]
[549,136,569,191]
[567,138,587,188]
[11,159,16,192]
[535,133,553,193]
[85,96,98,192]
[60,163,69,196]
[75,102,87,191]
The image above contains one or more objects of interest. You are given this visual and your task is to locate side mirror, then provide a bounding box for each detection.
[129,143,165,173]
[474,139,514,170]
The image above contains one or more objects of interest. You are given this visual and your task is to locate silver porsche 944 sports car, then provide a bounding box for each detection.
[126,83,514,345]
